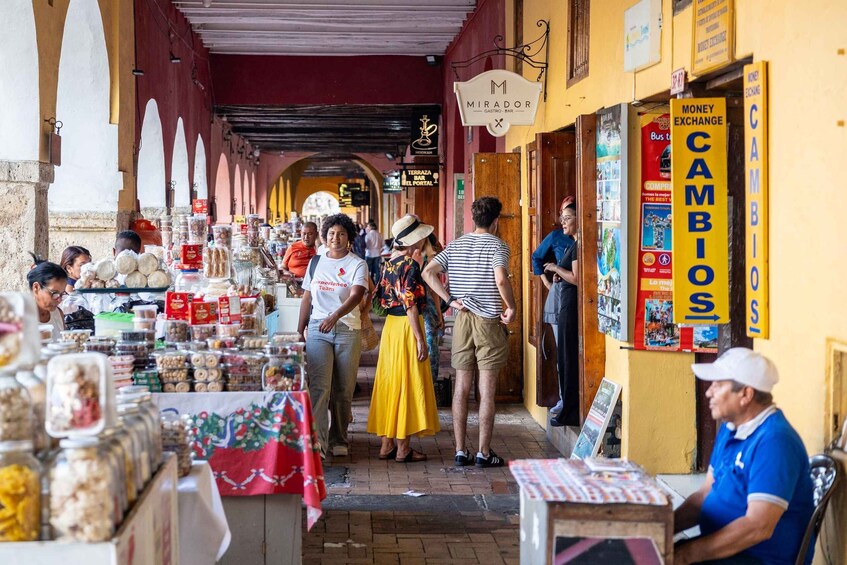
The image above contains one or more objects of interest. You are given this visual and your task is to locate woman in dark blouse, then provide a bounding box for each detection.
[367,215,440,462]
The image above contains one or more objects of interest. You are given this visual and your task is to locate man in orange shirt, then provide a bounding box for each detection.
[282,222,318,278]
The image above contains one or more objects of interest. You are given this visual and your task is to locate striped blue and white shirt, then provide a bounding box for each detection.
[432,233,510,319]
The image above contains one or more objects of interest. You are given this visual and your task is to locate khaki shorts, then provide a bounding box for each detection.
[451,310,509,371]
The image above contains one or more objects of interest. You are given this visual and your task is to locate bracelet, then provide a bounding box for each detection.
[447,295,457,304]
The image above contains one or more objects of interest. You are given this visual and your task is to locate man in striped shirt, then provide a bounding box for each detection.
[423,196,516,468]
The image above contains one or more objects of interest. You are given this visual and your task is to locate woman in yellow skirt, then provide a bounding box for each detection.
[367,215,441,462]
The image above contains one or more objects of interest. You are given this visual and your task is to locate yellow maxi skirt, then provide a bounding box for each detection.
[367,314,441,439]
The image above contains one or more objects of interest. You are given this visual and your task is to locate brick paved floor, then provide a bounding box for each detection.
[302,317,561,564]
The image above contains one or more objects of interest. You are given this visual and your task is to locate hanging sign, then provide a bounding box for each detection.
[671,68,687,96]
[400,168,439,188]
[744,61,769,338]
[453,69,542,137]
[634,113,718,352]
[691,0,734,76]
[623,0,662,72]
[410,109,439,156]
[596,104,630,342]
[382,172,401,193]
[670,98,729,324]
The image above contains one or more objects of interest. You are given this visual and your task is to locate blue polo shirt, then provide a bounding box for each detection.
[700,407,814,565]
[530,229,574,275]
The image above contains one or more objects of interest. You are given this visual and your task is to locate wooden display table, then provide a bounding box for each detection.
[0,454,179,565]
[511,458,673,564]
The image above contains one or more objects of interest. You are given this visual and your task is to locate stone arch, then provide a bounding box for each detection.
[214,153,231,222]
[51,0,120,212]
[0,0,39,161]
[234,164,243,216]
[172,118,190,208]
[137,99,166,209]
[194,135,207,199]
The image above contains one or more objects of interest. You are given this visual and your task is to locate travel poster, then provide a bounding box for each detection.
[634,113,717,353]
[571,378,621,460]
[595,105,629,341]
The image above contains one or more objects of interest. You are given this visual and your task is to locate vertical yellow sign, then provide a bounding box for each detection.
[744,62,769,338]
[670,98,729,324]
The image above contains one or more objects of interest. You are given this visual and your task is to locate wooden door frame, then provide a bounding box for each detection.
[575,114,606,422]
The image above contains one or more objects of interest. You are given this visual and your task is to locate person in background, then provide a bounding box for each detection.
[281,222,318,278]
[59,245,91,294]
[674,348,814,565]
[531,196,576,416]
[368,215,440,462]
[27,254,68,339]
[415,233,445,380]
[297,214,368,458]
[423,196,516,468]
[114,230,142,255]
[543,203,580,427]
[352,223,367,259]
[365,220,384,286]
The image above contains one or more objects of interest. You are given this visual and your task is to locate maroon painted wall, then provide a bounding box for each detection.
[134,0,212,205]
[441,0,507,242]
[211,55,442,105]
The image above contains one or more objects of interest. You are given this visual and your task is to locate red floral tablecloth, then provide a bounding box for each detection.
[153,391,326,529]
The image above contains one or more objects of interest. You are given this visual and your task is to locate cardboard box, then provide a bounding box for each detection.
[216,295,242,324]
[165,291,192,320]
[189,301,218,325]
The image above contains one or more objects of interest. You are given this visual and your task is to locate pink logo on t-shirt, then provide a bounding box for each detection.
[338,268,346,276]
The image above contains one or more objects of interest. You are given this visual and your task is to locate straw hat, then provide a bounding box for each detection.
[391,215,434,247]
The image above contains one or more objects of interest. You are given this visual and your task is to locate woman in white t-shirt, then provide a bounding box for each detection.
[298,214,368,458]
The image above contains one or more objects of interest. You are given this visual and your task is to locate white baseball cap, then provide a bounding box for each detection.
[691,347,779,393]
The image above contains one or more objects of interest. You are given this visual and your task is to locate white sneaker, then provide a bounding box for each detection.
[331,445,349,457]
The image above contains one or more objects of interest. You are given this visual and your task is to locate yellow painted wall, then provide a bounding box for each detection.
[510,0,847,474]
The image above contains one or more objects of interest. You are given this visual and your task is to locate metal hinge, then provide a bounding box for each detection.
[261,541,267,555]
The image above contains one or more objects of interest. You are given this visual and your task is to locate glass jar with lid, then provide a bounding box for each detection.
[107,424,139,506]
[15,369,47,455]
[117,386,162,471]
[174,269,208,295]
[0,372,33,442]
[117,404,152,486]
[99,427,128,524]
[161,412,194,478]
[0,440,42,541]
[48,437,116,542]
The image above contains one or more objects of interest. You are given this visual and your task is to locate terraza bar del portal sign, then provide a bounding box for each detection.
[453,69,542,137]
[400,168,438,189]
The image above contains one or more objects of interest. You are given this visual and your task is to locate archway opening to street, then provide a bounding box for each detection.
[302,191,340,219]
[214,153,231,222]
[234,164,243,217]
[138,99,166,209]
[194,135,208,199]
[0,0,39,161]
[172,118,190,208]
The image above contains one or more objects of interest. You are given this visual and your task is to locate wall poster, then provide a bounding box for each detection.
[634,113,717,353]
[596,104,629,341]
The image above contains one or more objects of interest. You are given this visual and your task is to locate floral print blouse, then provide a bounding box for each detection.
[378,256,427,315]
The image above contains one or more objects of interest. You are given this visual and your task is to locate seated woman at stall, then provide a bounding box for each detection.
[59,245,91,294]
[28,255,69,339]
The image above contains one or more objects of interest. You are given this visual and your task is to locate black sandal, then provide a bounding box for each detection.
[378,446,397,460]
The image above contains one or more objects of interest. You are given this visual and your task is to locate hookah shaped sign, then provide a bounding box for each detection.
[453,69,542,137]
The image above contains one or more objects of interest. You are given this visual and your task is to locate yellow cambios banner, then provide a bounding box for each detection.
[744,62,769,338]
[670,98,729,324]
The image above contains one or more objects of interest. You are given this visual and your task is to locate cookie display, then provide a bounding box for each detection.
[203,246,231,280]
[46,354,108,437]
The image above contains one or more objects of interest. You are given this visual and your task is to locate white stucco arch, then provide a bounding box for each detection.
[0,0,39,161]
[194,135,208,199]
[172,118,190,207]
[51,0,121,212]
[234,164,243,216]
[137,99,166,208]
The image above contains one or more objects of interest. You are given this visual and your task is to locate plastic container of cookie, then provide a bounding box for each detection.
[132,304,158,320]
[189,324,216,342]
[83,337,116,355]
[0,293,40,371]
[46,353,110,438]
[216,322,240,339]
[239,335,268,350]
[206,336,236,350]
[193,367,224,382]
[189,351,221,369]
[162,320,190,344]
[224,382,262,392]
[118,329,155,343]
[153,351,189,371]
[159,368,190,383]
[221,351,265,368]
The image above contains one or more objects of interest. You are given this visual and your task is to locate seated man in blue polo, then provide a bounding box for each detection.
[674,347,814,565]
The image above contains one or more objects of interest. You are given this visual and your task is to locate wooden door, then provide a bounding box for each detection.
[531,132,576,407]
[472,153,523,402]
[575,114,606,423]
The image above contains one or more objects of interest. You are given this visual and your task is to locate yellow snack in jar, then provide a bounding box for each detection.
[0,464,40,541]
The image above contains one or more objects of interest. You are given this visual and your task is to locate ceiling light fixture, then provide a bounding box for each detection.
[202,0,212,7]
[385,152,395,160]
[170,52,181,64]
[425,55,439,66]
[132,69,144,76]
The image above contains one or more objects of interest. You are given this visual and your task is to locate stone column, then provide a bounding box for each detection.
[0,160,53,290]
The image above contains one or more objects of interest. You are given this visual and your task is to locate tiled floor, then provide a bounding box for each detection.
[302,317,561,563]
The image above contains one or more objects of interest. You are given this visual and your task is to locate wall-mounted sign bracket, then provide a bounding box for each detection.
[450,20,550,101]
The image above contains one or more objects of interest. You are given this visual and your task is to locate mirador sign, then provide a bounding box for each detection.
[454,69,542,137]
